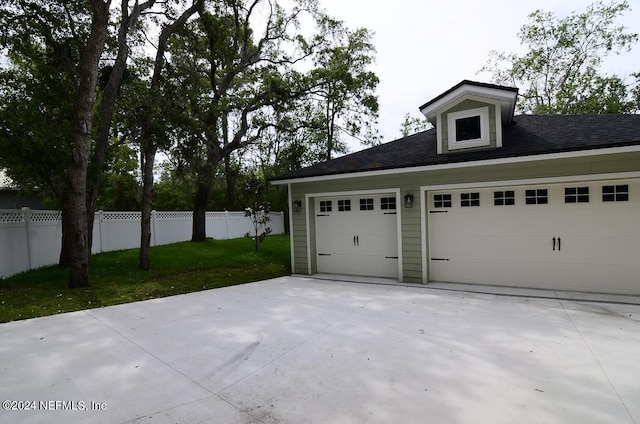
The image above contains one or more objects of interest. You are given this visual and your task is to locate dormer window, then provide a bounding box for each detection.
[456,116,481,141]
[447,106,490,150]
[419,81,518,155]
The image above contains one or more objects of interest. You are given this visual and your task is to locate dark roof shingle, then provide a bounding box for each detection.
[271,114,640,181]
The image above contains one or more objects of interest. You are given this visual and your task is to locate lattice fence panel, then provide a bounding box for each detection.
[206,211,229,219]
[102,211,142,221]
[156,211,192,220]
[31,211,62,223]
[0,211,24,223]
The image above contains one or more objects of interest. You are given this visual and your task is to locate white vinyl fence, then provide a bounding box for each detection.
[0,209,284,278]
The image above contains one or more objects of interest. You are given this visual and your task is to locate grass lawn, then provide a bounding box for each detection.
[0,234,291,323]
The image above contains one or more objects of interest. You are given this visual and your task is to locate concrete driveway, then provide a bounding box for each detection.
[1,276,639,424]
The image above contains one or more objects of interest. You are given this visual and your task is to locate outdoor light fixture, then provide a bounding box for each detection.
[292,200,302,212]
[404,194,414,208]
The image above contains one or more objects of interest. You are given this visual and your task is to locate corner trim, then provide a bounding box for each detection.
[287,183,295,274]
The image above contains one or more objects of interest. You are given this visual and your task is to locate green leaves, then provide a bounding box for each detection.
[399,113,432,137]
[308,20,380,160]
[481,0,638,114]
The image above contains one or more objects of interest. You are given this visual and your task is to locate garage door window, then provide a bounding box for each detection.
[461,192,480,207]
[434,194,452,208]
[526,189,548,205]
[565,187,590,203]
[319,200,332,212]
[381,197,396,210]
[338,199,351,211]
[603,185,629,202]
[494,190,515,206]
[360,198,374,210]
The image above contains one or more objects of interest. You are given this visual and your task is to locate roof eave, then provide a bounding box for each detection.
[270,144,640,185]
[419,80,519,125]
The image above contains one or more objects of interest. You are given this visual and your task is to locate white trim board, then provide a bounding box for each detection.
[287,183,295,274]
[420,84,518,123]
[446,106,491,150]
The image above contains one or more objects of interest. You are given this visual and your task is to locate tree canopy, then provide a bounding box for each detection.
[308,19,380,160]
[0,0,381,284]
[0,0,88,201]
[481,0,639,114]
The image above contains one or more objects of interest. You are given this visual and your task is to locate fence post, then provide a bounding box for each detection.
[225,210,230,239]
[21,207,33,270]
[151,210,157,247]
[97,210,104,253]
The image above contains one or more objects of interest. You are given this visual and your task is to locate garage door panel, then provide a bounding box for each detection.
[318,234,355,255]
[429,179,640,294]
[486,235,550,259]
[560,236,640,265]
[356,214,386,229]
[318,252,381,276]
[324,214,358,235]
[317,253,349,275]
[356,255,398,276]
[434,230,553,260]
[595,208,640,235]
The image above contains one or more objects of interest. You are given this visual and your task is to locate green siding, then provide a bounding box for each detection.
[285,151,640,283]
[290,187,309,274]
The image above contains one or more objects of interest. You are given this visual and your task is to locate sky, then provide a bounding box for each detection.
[316,0,640,150]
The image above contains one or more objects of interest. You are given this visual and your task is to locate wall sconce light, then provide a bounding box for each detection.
[292,200,302,212]
[404,194,414,208]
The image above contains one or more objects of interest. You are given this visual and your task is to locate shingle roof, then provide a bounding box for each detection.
[271,114,640,182]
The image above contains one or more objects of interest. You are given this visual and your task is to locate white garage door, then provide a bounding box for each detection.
[428,179,640,294]
[315,194,399,279]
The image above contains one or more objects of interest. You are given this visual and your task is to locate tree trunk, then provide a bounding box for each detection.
[86,0,154,257]
[139,145,156,270]
[224,155,235,208]
[59,207,72,268]
[192,173,212,242]
[192,131,221,242]
[65,151,90,288]
[86,32,130,257]
[325,96,337,162]
[65,0,111,288]
[191,158,220,242]
[55,181,72,268]
[137,0,204,268]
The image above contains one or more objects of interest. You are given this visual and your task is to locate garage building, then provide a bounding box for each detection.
[271,80,640,295]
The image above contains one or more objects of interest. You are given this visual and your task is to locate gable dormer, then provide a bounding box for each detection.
[419,80,518,154]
